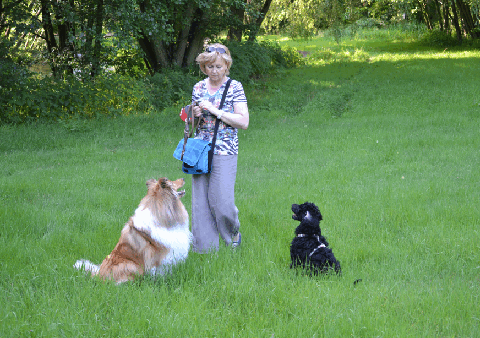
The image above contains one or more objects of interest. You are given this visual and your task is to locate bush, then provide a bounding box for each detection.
[225,40,304,83]
[0,41,33,123]
[1,40,302,124]
[419,30,460,47]
[1,75,153,124]
[143,68,199,111]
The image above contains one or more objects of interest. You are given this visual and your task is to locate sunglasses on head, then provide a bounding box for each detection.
[205,46,226,54]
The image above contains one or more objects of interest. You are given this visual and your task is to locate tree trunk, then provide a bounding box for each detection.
[443,0,450,34]
[137,0,168,74]
[248,0,273,41]
[421,0,433,30]
[184,9,208,66]
[450,0,463,41]
[55,1,76,76]
[40,0,58,76]
[84,0,95,68]
[433,0,443,30]
[173,5,196,66]
[91,0,104,78]
[137,3,207,73]
[228,3,245,41]
[456,0,480,39]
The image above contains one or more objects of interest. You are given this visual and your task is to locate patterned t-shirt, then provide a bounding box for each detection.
[192,78,247,155]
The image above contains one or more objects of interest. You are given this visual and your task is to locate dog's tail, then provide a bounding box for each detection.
[74,259,100,276]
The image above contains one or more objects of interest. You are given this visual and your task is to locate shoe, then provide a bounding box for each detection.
[232,233,241,248]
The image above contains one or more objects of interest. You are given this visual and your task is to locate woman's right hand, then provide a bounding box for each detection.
[193,105,203,118]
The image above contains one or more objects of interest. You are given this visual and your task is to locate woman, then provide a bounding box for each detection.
[190,43,249,253]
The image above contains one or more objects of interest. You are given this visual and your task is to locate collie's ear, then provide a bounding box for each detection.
[159,177,169,189]
[146,179,157,189]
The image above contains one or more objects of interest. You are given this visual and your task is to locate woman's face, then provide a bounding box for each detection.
[204,57,227,82]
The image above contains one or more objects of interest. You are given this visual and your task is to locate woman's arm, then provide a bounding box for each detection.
[197,101,249,130]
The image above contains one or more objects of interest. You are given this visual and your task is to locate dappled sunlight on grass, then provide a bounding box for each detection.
[262,29,480,64]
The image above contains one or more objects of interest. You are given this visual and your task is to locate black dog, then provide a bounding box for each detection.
[290,202,341,275]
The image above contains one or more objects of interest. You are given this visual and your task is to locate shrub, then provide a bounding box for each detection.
[1,75,153,124]
[1,40,302,124]
[419,30,460,47]
[0,42,33,124]
[143,68,199,111]
[225,40,304,83]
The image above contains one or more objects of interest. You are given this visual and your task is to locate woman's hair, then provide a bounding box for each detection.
[196,43,233,75]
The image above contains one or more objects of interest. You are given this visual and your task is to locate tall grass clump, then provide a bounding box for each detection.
[351,20,427,42]
[418,29,461,47]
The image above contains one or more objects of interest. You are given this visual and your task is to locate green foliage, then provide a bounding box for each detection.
[110,47,149,78]
[263,0,367,39]
[277,45,307,68]
[1,75,153,124]
[226,40,305,84]
[0,42,33,115]
[263,0,324,38]
[143,68,200,111]
[1,40,303,124]
[368,0,398,21]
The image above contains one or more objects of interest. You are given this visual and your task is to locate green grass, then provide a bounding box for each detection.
[1,32,480,337]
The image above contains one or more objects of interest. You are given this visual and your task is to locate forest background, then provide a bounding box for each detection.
[1,0,479,123]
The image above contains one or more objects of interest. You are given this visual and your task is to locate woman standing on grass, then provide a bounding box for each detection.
[189,43,249,253]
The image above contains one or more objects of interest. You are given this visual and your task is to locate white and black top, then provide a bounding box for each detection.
[191,78,247,155]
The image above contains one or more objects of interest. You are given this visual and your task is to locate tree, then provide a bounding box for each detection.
[414,0,480,40]
[1,0,107,78]
[1,0,276,79]
[227,0,274,42]
[108,0,272,75]
[263,0,324,38]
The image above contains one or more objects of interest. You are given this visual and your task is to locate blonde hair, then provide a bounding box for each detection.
[196,43,233,76]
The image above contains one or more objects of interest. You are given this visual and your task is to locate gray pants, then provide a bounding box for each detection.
[191,154,240,253]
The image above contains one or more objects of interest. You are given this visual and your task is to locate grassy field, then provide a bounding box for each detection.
[1,31,480,337]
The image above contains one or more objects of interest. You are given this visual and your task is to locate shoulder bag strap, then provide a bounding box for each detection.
[208,78,232,172]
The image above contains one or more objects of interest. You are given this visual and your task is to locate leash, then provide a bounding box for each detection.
[181,102,200,161]
[297,234,326,258]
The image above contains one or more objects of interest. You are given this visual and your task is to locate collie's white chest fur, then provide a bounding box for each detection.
[132,206,192,272]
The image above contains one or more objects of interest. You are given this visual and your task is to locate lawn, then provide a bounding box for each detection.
[1,32,479,337]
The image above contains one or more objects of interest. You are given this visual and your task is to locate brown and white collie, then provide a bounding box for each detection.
[74,177,192,283]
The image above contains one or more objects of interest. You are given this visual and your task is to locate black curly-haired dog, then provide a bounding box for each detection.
[290,202,341,275]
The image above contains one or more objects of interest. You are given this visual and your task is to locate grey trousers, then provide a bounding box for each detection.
[191,154,240,253]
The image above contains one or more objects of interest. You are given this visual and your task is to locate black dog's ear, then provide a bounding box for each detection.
[306,202,322,221]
